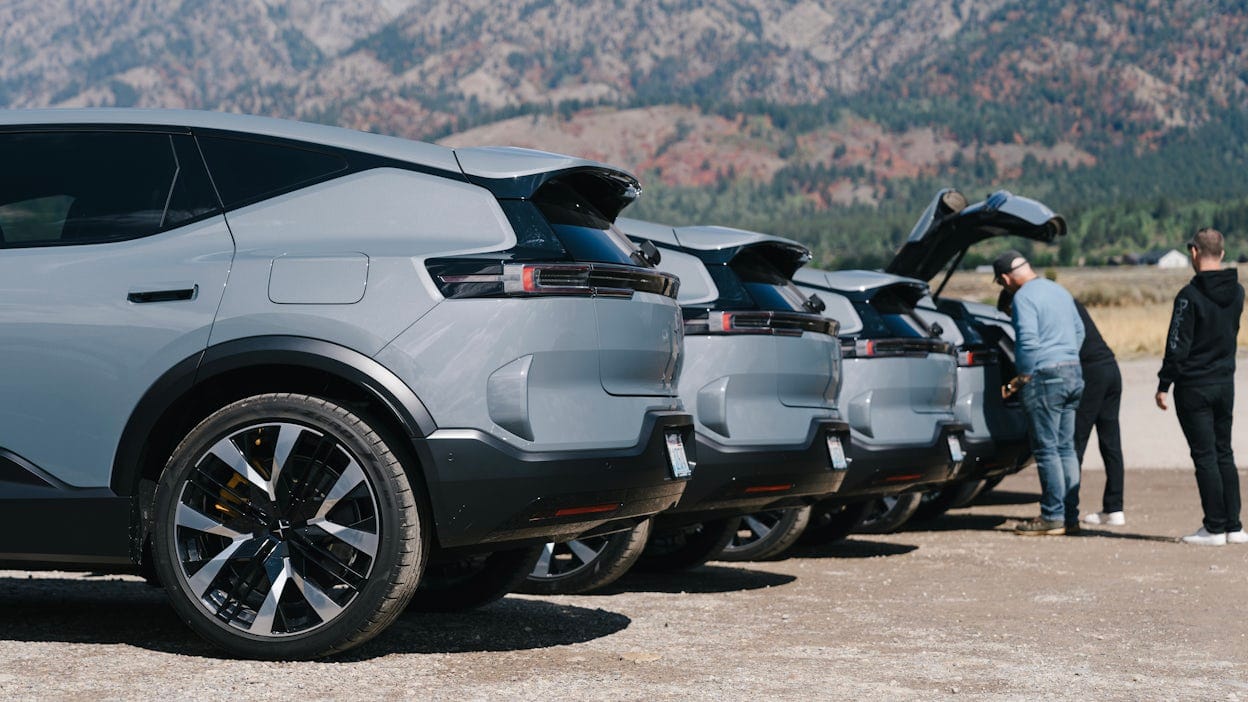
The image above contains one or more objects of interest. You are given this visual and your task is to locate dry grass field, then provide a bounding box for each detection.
[940,265,1248,357]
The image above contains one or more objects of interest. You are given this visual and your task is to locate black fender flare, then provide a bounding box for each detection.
[110,335,437,496]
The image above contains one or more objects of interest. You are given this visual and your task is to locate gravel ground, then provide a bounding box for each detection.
[2,359,1246,701]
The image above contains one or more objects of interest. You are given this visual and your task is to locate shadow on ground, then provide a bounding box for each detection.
[787,538,918,559]
[587,564,796,596]
[0,575,631,661]
[972,489,1040,507]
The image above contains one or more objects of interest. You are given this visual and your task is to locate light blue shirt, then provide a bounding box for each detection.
[1011,278,1085,376]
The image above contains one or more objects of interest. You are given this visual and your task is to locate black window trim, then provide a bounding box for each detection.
[0,129,223,250]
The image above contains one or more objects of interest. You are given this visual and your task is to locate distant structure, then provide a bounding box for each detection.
[1137,248,1188,269]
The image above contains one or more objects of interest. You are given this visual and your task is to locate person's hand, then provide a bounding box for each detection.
[1155,391,1168,411]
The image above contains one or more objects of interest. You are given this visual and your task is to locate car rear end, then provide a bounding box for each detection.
[923,297,1032,480]
[796,269,967,498]
[620,221,850,524]
[378,157,694,550]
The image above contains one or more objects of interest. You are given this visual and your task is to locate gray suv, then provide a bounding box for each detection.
[889,189,1066,511]
[0,110,693,658]
[521,220,849,593]
[794,269,967,538]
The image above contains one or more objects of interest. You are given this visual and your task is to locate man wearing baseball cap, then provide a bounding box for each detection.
[993,251,1086,535]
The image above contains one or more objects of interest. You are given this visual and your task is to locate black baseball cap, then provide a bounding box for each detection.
[992,250,1027,283]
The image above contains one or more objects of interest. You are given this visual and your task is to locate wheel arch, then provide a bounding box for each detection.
[112,335,438,501]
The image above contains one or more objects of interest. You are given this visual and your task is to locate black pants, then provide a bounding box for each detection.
[1074,360,1124,513]
[1174,382,1242,534]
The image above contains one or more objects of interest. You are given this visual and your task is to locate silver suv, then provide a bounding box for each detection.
[521,220,849,593]
[889,189,1066,512]
[0,110,693,658]
[794,268,967,538]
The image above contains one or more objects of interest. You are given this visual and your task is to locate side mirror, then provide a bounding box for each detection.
[804,293,826,314]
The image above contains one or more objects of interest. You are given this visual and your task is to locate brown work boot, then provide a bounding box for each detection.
[1014,517,1066,536]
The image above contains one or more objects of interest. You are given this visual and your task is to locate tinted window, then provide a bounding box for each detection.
[851,287,932,339]
[729,250,811,312]
[531,180,641,266]
[498,200,568,260]
[0,132,220,248]
[197,135,349,210]
[695,250,811,312]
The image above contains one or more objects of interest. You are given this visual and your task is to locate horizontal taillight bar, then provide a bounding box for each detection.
[841,338,955,358]
[684,310,839,337]
[957,348,1000,367]
[430,260,679,300]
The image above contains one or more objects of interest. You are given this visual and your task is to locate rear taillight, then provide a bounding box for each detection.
[840,338,955,358]
[683,310,839,337]
[427,260,679,300]
[957,349,999,367]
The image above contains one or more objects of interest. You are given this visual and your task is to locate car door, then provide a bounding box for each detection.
[0,128,234,500]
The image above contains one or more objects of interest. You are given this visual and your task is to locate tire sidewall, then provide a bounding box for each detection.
[152,394,420,659]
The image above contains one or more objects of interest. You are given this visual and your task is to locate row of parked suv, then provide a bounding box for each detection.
[0,110,1063,659]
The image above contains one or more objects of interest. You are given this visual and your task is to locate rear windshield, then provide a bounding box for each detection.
[701,249,812,312]
[520,180,642,266]
[851,286,935,339]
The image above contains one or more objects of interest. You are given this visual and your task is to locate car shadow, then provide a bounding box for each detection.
[0,575,630,661]
[586,564,796,596]
[341,597,631,660]
[973,489,1040,506]
[787,538,918,559]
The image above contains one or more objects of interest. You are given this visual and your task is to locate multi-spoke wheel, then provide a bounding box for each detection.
[716,506,812,562]
[407,545,543,612]
[797,499,870,546]
[854,491,923,534]
[913,479,986,521]
[633,517,739,572]
[152,394,423,660]
[518,520,652,595]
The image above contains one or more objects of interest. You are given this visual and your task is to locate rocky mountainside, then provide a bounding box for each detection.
[3,0,1248,263]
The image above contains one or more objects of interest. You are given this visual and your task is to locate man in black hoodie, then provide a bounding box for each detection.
[1155,228,1246,546]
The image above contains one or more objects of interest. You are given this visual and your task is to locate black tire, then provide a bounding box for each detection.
[152,393,424,660]
[913,480,986,521]
[797,499,870,546]
[518,520,652,595]
[982,474,1006,493]
[633,518,739,572]
[854,492,923,534]
[717,507,812,562]
[406,545,543,612]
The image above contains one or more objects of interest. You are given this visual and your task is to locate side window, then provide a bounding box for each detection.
[196,135,348,210]
[0,131,219,248]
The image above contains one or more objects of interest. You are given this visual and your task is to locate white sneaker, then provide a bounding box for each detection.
[1227,530,1248,544]
[1081,511,1125,526]
[1181,527,1227,546]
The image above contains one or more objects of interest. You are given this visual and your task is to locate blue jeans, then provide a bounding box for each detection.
[1022,363,1085,523]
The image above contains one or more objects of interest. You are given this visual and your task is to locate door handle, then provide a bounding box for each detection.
[127,285,198,303]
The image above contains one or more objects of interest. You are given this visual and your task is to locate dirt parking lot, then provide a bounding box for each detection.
[2,359,1246,701]
[2,467,1245,701]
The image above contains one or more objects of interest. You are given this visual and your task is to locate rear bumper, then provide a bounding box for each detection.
[657,419,851,526]
[959,436,1033,481]
[416,410,694,549]
[832,421,967,498]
